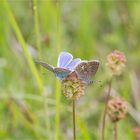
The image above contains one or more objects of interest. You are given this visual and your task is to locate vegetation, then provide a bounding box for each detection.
[0,1,140,140]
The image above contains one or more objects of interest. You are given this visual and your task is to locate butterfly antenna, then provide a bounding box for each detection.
[96,80,103,87]
[90,80,102,85]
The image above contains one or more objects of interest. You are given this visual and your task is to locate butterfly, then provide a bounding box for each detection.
[36,52,81,79]
[36,52,100,84]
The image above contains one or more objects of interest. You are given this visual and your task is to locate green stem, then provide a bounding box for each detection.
[32,1,51,139]
[73,100,76,140]
[101,80,112,140]
[44,97,52,140]
[114,122,117,140]
[33,0,41,60]
[55,2,61,140]
[55,79,61,140]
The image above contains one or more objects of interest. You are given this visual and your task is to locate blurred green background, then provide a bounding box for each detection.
[0,0,140,140]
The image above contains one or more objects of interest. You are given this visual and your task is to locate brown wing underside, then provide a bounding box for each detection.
[75,60,99,80]
[35,61,55,72]
[54,67,71,73]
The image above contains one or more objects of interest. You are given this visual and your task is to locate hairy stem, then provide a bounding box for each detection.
[101,80,112,140]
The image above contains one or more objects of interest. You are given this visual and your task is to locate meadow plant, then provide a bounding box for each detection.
[107,97,127,140]
[102,50,126,140]
[107,96,127,123]
[107,50,126,76]
[62,71,86,140]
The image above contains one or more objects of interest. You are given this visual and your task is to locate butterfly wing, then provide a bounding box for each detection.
[36,61,71,79]
[66,58,81,71]
[57,52,73,68]
[75,60,99,84]
[35,61,54,72]
[54,67,71,79]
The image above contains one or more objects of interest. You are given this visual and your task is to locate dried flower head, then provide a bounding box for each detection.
[61,71,85,100]
[107,50,126,76]
[107,97,127,123]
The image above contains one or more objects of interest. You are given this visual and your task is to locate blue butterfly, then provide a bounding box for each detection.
[36,52,81,79]
[36,52,100,84]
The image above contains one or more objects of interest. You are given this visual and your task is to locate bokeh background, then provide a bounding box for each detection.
[0,0,140,140]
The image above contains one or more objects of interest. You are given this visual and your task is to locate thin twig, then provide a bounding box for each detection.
[101,80,112,140]
[73,100,76,140]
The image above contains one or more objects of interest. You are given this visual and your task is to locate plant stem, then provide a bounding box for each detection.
[33,0,41,60]
[55,2,61,140]
[44,97,52,140]
[114,122,117,140]
[55,79,61,140]
[101,80,112,140]
[72,100,76,140]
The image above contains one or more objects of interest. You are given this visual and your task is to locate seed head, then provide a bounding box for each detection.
[107,50,126,76]
[107,96,127,123]
[61,71,85,100]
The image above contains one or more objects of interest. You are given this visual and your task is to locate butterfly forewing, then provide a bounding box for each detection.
[35,61,54,72]
[88,60,99,76]
[75,60,99,84]
[57,52,73,68]
[66,58,81,70]
[36,61,72,79]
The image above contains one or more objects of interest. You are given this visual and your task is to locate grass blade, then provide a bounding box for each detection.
[55,2,61,140]
[3,0,43,92]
